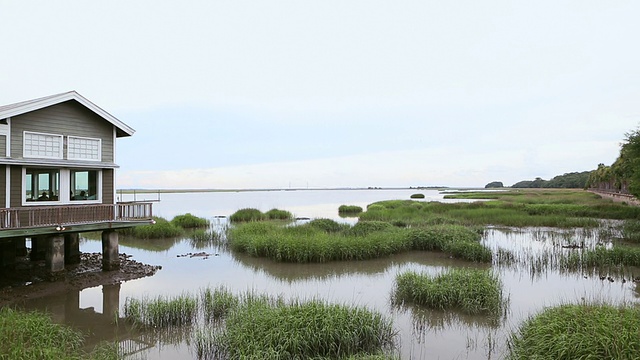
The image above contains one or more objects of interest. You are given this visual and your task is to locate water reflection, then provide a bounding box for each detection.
[8,189,640,359]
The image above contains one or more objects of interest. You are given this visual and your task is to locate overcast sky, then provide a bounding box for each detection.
[2,1,639,189]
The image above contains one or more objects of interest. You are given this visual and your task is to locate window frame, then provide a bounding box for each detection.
[23,131,64,160]
[67,135,102,162]
[22,167,102,206]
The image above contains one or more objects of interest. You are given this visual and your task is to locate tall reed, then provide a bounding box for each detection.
[171,213,210,228]
[123,293,198,328]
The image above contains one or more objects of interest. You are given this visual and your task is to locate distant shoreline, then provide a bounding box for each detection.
[116,187,450,194]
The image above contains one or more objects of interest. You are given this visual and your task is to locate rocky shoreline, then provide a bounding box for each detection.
[0,252,161,306]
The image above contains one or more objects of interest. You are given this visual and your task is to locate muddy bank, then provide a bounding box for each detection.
[591,190,640,206]
[0,253,161,307]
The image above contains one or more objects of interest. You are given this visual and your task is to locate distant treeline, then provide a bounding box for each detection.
[485,171,592,189]
[585,127,640,197]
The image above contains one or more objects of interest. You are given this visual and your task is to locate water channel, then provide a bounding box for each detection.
[15,189,640,359]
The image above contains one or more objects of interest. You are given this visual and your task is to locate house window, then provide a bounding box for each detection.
[68,136,101,161]
[71,170,99,201]
[25,168,60,202]
[23,132,63,159]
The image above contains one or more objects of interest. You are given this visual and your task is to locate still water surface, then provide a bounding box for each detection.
[19,189,640,359]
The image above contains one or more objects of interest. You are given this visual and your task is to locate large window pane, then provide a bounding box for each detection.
[25,168,60,201]
[71,170,98,201]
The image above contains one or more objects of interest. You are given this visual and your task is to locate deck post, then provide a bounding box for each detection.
[64,233,81,264]
[101,230,119,271]
[45,235,65,279]
[0,240,16,269]
[30,236,47,261]
[102,283,121,318]
[14,237,27,256]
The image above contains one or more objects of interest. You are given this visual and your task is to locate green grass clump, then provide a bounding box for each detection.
[339,205,363,214]
[171,213,209,228]
[120,216,183,239]
[219,298,396,359]
[0,307,120,360]
[561,245,640,269]
[201,286,239,321]
[308,218,350,233]
[123,293,198,328]
[229,208,265,222]
[394,269,506,316]
[228,221,491,263]
[507,303,640,359]
[410,193,425,199]
[265,208,293,220]
[621,219,640,243]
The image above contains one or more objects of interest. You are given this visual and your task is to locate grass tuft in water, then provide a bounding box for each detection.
[393,268,507,316]
[507,303,640,360]
[265,208,293,220]
[123,293,198,329]
[339,204,364,214]
[0,307,121,360]
[120,216,183,239]
[171,213,210,228]
[218,297,397,359]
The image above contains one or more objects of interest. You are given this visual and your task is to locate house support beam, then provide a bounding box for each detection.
[0,240,16,269]
[14,237,27,256]
[45,235,65,280]
[30,236,47,261]
[101,230,119,271]
[64,233,80,264]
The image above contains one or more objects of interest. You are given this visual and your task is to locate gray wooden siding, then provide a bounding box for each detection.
[10,101,114,163]
[0,165,5,208]
[102,169,114,204]
[0,135,5,157]
[10,166,21,208]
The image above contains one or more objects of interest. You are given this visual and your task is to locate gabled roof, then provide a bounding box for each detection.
[0,91,135,137]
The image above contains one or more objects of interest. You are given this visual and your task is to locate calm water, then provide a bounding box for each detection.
[17,189,640,359]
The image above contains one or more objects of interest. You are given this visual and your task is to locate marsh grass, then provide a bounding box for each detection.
[339,205,363,214]
[171,213,210,228]
[265,208,293,220]
[393,269,507,316]
[410,193,425,199]
[0,307,120,360]
[308,218,350,233]
[230,208,293,222]
[507,303,640,360]
[218,298,396,359]
[123,294,198,329]
[621,219,640,243]
[361,191,637,228]
[125,287,396,360]
[120,216,183,239]
[228,221,492,263]
[561,245,640,270]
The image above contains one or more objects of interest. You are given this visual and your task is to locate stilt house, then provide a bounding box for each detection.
[0,91,153,275]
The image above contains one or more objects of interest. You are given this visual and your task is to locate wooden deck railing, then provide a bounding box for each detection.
[0,203,153,230]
